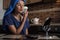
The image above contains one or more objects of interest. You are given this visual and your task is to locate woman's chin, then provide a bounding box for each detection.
[19,11,24,15]
[20,11,23,13]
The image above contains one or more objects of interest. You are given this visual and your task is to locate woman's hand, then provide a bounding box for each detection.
[23,11,28,19]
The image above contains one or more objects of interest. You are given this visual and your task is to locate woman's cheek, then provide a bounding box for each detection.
[17,6,22,12]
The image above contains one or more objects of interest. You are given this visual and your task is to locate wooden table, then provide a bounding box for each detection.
[30,23,60,26]
[0,34,60,40]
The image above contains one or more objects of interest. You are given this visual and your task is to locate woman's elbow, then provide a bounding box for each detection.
[12,32,20,35]
[15,31,20,35]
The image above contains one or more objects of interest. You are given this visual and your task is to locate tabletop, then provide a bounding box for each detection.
[0,34,60,40]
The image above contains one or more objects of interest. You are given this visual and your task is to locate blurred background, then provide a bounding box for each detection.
[0,0,60,35]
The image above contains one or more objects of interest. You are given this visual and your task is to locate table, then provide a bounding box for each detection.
[30,23,60,26]
[0,34,60,40]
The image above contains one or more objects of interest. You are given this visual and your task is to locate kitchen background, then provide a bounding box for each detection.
[1,0,60,24]
[0,0,5,25]
[0,0,60,34]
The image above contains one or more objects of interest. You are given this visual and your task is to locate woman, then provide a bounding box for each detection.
[2,0,30,35]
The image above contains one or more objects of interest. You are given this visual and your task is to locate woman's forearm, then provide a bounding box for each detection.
[26,28,28,35]
[16,16,27,34]
[9,11,28,35]
[16,11,28,34]
[8,18,26,35]
[9,17,26,35]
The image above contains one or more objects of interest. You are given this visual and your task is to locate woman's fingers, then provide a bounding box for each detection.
[24,11,28,18]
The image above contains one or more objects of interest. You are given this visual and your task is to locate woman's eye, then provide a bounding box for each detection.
[17,4,20,6]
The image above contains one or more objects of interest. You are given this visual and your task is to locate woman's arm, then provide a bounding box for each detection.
[26,28,29,35]
[9,11,28,35]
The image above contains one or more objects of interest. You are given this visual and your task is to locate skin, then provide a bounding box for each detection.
[8,0,29,35]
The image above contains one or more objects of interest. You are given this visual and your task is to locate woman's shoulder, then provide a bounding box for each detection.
[3,14,12,19]
[4,14,12,18]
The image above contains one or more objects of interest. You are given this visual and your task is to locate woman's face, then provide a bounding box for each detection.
[15,1,24,13]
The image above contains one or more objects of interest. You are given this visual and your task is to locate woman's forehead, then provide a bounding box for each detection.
[18,0,24,4]
[17,0,24,5]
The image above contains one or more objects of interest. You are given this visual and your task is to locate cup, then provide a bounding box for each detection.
[23,6,28,13]
[20,6,28,14]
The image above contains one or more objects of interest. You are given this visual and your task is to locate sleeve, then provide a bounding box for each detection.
[3,16,14,26]
[25,18,30,28]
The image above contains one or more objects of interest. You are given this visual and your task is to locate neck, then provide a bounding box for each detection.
[13,11,19,16]
[12,11,23,18]
[12,11,23,21]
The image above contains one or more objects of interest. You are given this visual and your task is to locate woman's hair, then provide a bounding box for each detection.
[11,8,15,14]
[10,1,19,14]
[12,0,25,14]
[4,0,26,16]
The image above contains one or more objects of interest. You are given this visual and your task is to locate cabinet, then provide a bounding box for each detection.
[26,0,42,4]
[56,0,60,2]
[3,0,10,9]
[3,0,42,9]
[3,0,60,9]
